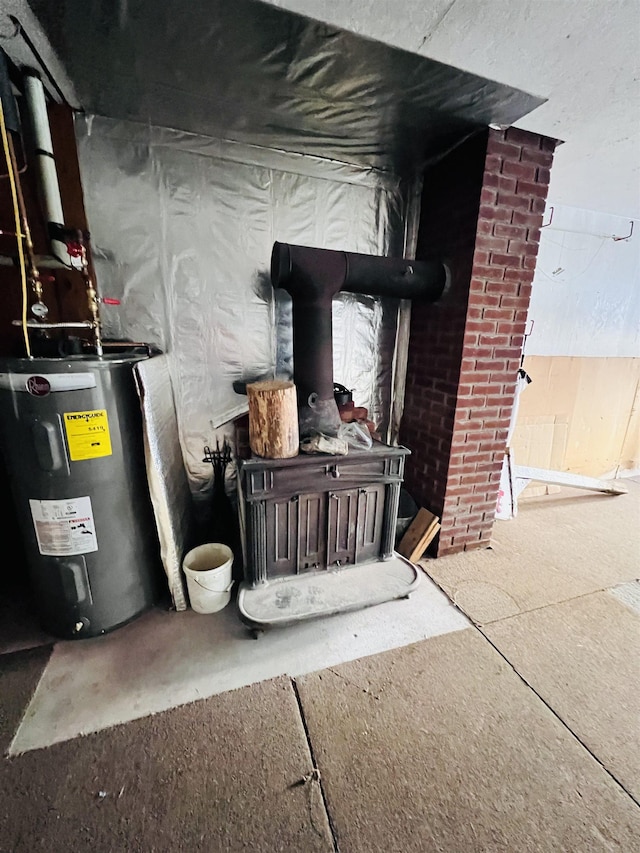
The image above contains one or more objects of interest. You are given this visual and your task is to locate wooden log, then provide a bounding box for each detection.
[246,380,299,459]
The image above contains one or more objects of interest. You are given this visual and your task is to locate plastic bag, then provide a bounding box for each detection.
[300,432,349,455]
[338,421,373,450]
[298,394,342,439]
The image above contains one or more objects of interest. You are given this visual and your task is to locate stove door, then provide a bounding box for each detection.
[265,496,298,578]
[327,485,386,567]
[297,492,327,573]
[356,484,386,563]
[327,488,359,567]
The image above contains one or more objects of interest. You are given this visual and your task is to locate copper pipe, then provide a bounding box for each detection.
[6,131,44,304]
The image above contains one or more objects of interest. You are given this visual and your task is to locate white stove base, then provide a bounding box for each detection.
[237,553,420,633]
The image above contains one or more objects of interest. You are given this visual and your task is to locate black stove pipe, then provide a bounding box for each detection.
[270,242,448,427]
[0,48,20,133]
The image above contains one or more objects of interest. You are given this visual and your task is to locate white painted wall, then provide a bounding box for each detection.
[527,205,639,357]
[268,0,640,218]
[267,0,640,363]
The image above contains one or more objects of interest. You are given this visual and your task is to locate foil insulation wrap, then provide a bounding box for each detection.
[75,115,411,496]
[56,0,542,500]
[34,0,542,176]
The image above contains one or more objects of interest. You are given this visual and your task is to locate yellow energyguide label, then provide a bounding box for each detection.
[63,409,113,461]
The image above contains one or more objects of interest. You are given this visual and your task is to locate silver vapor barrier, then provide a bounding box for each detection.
[19,0,543,500]
[75,115,414,496]
[26,0,543,176]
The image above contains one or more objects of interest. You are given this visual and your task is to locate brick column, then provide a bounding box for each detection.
[401,127,556,556]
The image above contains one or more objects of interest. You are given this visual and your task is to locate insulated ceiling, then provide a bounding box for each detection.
[14,0,544,176]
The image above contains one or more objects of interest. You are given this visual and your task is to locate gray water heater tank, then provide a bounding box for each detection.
[0,354,163,639]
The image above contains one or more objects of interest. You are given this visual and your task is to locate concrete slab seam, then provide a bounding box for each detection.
[2,643,54,759]
[477,625,640,809]
[418,562,483,624]
[419,560,631,627]
[418,565,640,808]
[291,676,341,853]
[471,586,624,626]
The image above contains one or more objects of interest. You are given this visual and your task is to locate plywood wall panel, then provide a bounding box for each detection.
[513,356,640,478]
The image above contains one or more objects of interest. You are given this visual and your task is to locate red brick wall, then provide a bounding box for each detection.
[401,127,556,556]
[401,131,487,523]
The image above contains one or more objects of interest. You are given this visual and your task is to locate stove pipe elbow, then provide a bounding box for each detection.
[271,242,448,302]
[270,241,449,434]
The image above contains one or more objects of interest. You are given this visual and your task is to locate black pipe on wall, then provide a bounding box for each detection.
[270,241,448,433]
[0,48,20,134]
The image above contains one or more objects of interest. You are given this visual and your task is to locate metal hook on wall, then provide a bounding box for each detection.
[541,206,554,228]
[612,221,634,242]
[520,319,534,368]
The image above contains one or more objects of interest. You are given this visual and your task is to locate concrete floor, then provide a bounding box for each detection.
[8,570,468,754]
[1,479,638,851]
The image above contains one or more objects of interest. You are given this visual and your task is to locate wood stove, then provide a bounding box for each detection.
[235,242,447,633]
[239,441,407,580]
[236,442,421,633]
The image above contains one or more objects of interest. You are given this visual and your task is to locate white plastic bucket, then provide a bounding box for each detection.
[182,543,234,614]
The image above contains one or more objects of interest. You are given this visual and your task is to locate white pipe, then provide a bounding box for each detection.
[23,71,77,268]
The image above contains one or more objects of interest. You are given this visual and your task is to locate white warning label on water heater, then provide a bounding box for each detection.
[29,496,98,556]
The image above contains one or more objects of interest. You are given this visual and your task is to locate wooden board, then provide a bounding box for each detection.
[397,508,440,562]
[513,465,627,495]
[512,355,640,480]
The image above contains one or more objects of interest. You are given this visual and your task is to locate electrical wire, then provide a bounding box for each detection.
[537,236,607,285]
[0,98,31,357]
